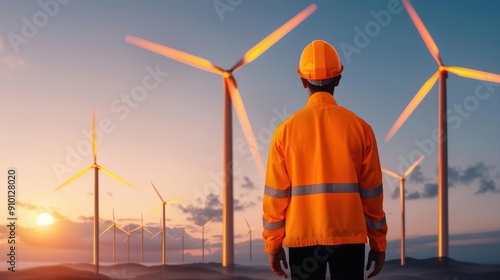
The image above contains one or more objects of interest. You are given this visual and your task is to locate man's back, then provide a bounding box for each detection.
[263,39,387,280]
[264,91,386,251]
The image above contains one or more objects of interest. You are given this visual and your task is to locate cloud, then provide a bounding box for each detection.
[178,193,256,225]
[241,176,256,190]
[422,183,438,198]
[406,191,420,200]
[17,201,42,211]
[450,162,492,186]
[178,193,222,225]
[405,183,438,200]
[408,166,425,183]
[78,215,93,223]
[234,198,256,211]
[448,166,461,186]
[392,162,499,199]
[17,201,67,222]
[0,36,3,52]
[475,179,498,195]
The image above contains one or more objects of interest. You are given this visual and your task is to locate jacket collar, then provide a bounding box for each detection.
[306,91,337,107]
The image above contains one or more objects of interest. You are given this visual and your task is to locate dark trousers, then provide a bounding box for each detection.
[289,244,365,280]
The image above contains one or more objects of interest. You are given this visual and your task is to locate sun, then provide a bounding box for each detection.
[36,212,54,227]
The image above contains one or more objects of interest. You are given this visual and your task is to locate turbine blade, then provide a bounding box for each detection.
[92,110,97,163]
[402,0,442,65]
[125,35,224,75]
[151,181,165,202]
[97,165,137,190]
[385,70,440,142]
[250,227,258,231]
[225,76,266,177]
[203,217,215,228]
[404,155,425,177]
[151,231,161,239]
[231,4,317,72]
[166,198,185,204]
[148,203,163,220]
[100,224,114,236]
[244,217,251,229]
[53,166,93,192]
[381,168,401,179]
[144,228,154,235]
[166,232,177,239]
[130,227,141,233]
[123,235,129,242]
[116,224,129,235]
[445,66,500,83]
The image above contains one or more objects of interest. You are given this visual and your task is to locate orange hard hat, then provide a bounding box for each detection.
[297,40,343,83]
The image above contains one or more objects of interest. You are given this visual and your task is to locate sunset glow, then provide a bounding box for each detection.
[0,0,498,272]
[36,212,54,227]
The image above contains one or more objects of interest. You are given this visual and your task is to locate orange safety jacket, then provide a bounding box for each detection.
[262,92,387,255]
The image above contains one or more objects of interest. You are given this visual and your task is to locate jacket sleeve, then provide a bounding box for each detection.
[359,125,388,252]
[262,124,291,254]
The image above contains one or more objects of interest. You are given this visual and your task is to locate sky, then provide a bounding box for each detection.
[0,0,499,268]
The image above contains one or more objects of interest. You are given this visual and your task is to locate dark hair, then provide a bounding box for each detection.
[306,75,341,95]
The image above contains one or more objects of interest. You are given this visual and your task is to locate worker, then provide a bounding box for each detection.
[262,40,387,279]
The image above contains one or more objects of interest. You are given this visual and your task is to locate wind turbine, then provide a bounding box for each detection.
[100,209,128,263]
[381,155,425,266]
[244,218,257,262]
[53,111,137,275]
[385,0,500,259]
[125,4,317,268]
[130,213,153,263]
[180,228,185,263]
[197,217,214,262]
[123,224,132,263]
[149,182,183,265]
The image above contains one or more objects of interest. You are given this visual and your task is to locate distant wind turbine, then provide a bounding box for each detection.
[385,0,500,259]
[180,228,185,263]
[382,155,425,266]
[197,217,214,262]
[100,209,128,263]
[53,110,137,275]
[123,224,132,263]
[130,213,153,263]
[149,182,183,265]
[244,218,257,262]
[125,4,317,268]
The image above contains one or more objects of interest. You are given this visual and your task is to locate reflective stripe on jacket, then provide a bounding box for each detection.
[262,92,387,254]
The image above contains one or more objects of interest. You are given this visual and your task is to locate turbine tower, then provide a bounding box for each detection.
[244,218,257,262]
[100,209,128,263]
[381,155,425,266]
[53,110,137,275]
[385,0,500,258]
[130,213,153,263]
[123,224,132,263]
[197,217,214,262]
[181,228,185,263]
[125,4,317,268]
[149,182,182,265]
